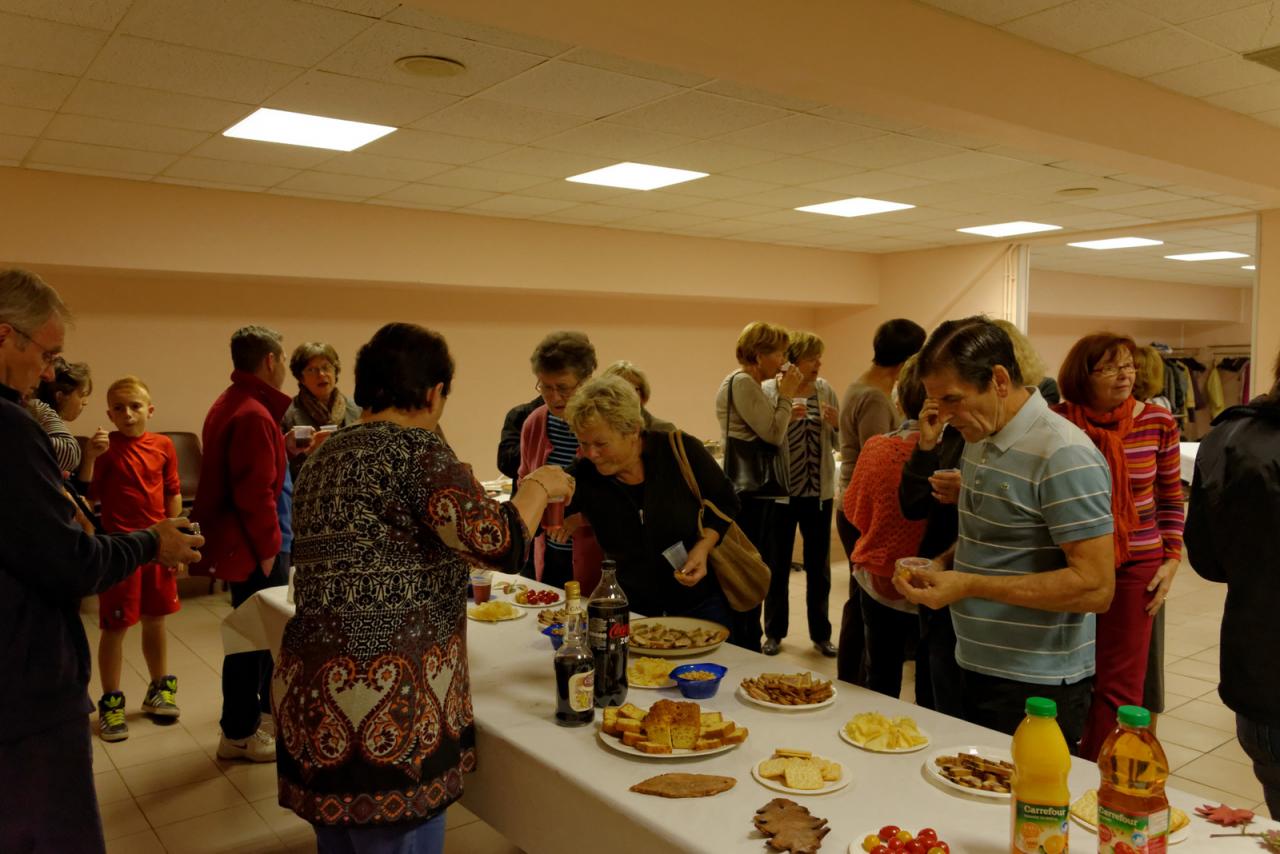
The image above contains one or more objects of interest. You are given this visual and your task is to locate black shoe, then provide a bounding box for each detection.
[814,640,837,658]
[762,638,781,656]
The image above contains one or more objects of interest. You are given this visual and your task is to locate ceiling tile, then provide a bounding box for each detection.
[536,122,691,159]
[817,134,961,169]
[26,163,157,183]
[42,114,207,154]
[155,175,265,193]
[298,0,399,17]
[267,70,457,126]
[0,11,108,75]
[533,202,640,223]
[1122,0,1258,25]
[60,80,249,133]
[1182,2,1280,52]
[357,129,513,165]
[1206,80,1280,113]
[87,35,301,102]
[187,136,336,169]
[1122,199,1246,218]
[119,0,372,67]
[267,187,368,202]
[907,125,999,150]
[562,47,710,87]
[1145,55,1278,97]
[811,106,921,133]
[680,219,762,236]
[891,151,1031,180]
[1045,158,1121,177]
[640,139,776,172]
[275,170,404,198]
[0,0,131,30]
[725,156,861,185]
[661,174,782,199]
[802,170,933,196]
[1079,27,1229,77]
[696,79,826,112]
[27,139,176,176]
[617,211,719,230]
[917,0,1069,27]
[471,146,613,179]
[0,103,52,137]
[999,0,1162,54]
[311,152,453,182]
[1047,210,1156,228]
[718,114,882,155]
[482,60,681,119]
[596,190,706,211]
[163,156,299,187]
[975,144,1059,164]
[515,179,622,202]
[0,65,77,111]
[679,199,775,219]
[462,195,577,216]
[386,7,571,57]
[610,90,787,138]
[1251,106,1280,126]
[428,166,546,193]
[376,183,497,208]
[411,99,584,144]
[0,132,34,164]
[320,21,546,97]
[735,186,849,208]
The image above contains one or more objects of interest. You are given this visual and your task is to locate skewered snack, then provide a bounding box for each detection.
[741,673,834,706]
[933,752,1014,793]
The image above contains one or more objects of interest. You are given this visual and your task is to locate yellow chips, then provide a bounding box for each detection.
[844,711,928,751]
[468,601,518,621]
[628,657,676,687]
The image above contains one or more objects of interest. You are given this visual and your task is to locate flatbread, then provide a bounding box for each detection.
[629,773,736,798]
[1070,789,1190,833]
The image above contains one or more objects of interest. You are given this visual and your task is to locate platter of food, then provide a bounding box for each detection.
[924,746,1014,799]
[840,712,930,753]
[628,656,677,690]
[850,825,953,854]
[512,588,562,608]
[751,748,849,796]
[537,605,568,628]
[599,699,747,758]
[467,601,526,622]
[738,672,836,710]
[630,617,729,657]
[1069,789,1190,846]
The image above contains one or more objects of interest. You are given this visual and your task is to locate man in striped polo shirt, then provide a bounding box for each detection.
[894,317,1114,746]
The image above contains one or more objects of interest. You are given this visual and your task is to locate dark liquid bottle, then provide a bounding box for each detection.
[587,560,629,708]
[554,611,595,727]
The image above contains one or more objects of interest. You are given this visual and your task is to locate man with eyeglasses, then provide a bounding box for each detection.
[0,268,203,853]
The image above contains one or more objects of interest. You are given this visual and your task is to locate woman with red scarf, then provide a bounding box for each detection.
[1055,333,1184,760]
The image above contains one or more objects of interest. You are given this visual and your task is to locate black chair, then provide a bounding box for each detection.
[161,431,202,511]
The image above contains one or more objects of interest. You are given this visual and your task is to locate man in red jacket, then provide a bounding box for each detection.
[191,325,290,762]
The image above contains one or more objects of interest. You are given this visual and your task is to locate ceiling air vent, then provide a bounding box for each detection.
[1242,45,1280,72]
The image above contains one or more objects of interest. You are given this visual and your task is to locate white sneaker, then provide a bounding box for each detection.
[217,728,276,762]
[258,713,275,737]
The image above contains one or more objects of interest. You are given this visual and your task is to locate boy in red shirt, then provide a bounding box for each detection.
[80,376,183,741]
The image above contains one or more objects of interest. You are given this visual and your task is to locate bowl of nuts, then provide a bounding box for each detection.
[668,663,727,699]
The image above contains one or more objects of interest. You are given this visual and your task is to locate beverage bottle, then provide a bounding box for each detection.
[1096,705,1171,854]
[553,611,595,727]
[564,580,581,617]
[587,560,629,707]
[1011,696,1072,854]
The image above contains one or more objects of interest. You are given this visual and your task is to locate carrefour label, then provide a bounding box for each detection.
[568,669,594,712]
[1098,803,1168,854]
[1013,800,1069,854]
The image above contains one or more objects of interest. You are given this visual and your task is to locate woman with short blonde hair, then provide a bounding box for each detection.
[564,375,643,436]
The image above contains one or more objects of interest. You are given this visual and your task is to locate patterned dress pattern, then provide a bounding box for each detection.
[274,421,529,826]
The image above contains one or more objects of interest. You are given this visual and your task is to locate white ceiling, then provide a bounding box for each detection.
[0,0,1267,284]
[1031,221,1256,286]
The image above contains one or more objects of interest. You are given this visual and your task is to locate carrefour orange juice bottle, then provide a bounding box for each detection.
[1011,697,1071,854]
[1096,705,1170,854]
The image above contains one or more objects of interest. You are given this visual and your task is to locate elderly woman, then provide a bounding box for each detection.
[274,322,573,853]
[565,375,738,623]
[519,330,604,590]
[603,359,675,432]
[28,356,93,475]
[1054,332,1184,761]
[761,331,839,657]
[716,321,803,652]
[281,341,361,478]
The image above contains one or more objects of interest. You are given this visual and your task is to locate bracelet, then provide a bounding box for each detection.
[523,476,551,499]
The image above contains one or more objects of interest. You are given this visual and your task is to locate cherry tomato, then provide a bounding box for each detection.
[862,835,882,853]
[916,829,937,844]
[931,843,950,854]
[905,841,928,854]
[878,826,901,842]
[896,830,914,844]
[887,839,906,852]
[927,848,946,854]
[872,847,890,854]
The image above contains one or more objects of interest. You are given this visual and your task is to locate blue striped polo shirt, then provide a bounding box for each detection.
[545,413,578,552]
[951,390,1113,686]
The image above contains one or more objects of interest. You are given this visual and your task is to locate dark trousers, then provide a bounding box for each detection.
[859,587,927,702]
[834,510,866,685]
[1237,713,1280,817]
[0,716,104,853]
[732,498,782,653]
[920,604,965,717]
[764,497,833,643]
[962,669,1093,752]
[221,552,289,740]
[541,542,574,588]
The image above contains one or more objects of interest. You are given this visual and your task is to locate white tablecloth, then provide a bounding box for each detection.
[223,574,1276,853]
[1180,441,1200,484]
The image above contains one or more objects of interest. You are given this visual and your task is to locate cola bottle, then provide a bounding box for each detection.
[554,611,595,727]
[587,560,629,707]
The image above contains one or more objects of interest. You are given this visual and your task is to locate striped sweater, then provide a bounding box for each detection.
[1119,404,1185,564]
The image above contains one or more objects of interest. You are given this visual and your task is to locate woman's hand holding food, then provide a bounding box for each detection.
[776,363,804,398]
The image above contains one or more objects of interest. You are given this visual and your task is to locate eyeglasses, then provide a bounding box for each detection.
[302,364,335,376]
[535,379,580,397]
[8,325,58,367]
[1092,363,1137,378]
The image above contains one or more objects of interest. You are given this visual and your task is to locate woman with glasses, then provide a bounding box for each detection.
[281,342,360,479]
[1055,332,1184,760]
[519,330,604,590]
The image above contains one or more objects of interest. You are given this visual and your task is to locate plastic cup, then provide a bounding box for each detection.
[542,496,565,530]
[471,569,492,604]
[318,424,338,434]
[292,425,315,448]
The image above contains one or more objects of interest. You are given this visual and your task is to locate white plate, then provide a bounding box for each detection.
[750,756,851,796]
[596,728,742,759]
[512,595,563,609]
[838,724,930,753]
[923,745,1014,800]
[629,616,729,658]
[1070,793,1190,846]
[736,682,837,712]
[629,678,677,690]
[466,605,526,623]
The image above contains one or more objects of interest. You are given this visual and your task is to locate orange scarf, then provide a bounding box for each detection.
[1059,397,1140,565]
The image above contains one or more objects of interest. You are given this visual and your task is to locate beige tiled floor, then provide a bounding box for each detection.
[85,559,1268,852]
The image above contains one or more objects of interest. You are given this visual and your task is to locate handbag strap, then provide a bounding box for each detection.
[724,371,742,439]
[668,430,734,530]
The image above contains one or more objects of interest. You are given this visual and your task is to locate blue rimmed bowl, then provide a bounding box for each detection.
[542,623,565,650]
[668,663,727,699]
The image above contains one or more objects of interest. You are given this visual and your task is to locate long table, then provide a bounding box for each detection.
[224,574,1276,853]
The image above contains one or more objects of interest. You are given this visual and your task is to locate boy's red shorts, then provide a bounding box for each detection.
[98,562,180,630]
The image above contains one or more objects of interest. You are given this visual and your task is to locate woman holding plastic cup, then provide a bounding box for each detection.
[281,341,360,478]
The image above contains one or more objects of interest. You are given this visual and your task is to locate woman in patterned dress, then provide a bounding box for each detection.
[273,323,574,854]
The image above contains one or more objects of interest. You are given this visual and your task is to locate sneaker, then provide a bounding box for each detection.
[98,691,128,742]
[258,713,275,737]
[217,728,276,762]
[142,675,180,719]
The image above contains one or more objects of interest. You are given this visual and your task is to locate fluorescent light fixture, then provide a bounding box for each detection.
[1067,237,1164,250]
[565,162,707,190]
[1164,251,1250,261]
[956,221,1062,237]
[223,108,395,152]
[794,197,915,218]
[1243,264,1257,270]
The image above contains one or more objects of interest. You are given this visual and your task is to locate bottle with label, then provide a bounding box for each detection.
[1096,705,1170,854]
[587,560,629,707]
[1011,696,1072,854]
[564,580,581,617]
[554,610,595,727]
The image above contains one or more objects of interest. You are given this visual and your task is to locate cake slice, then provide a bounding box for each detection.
[670,701,701,750]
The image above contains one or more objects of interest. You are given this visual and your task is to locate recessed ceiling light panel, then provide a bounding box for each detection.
[1242,265,1257,270]
[795,197,915,218]
[223,108,395,152]
[565,162,707,190]
[1164,251,1250,261]
[1067,237,1164,250]
[957,221,1062,237]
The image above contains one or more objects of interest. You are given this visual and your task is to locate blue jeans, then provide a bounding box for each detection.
[678,589,733,629]
[315,811,446,854]
[1237,713,1280,817]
